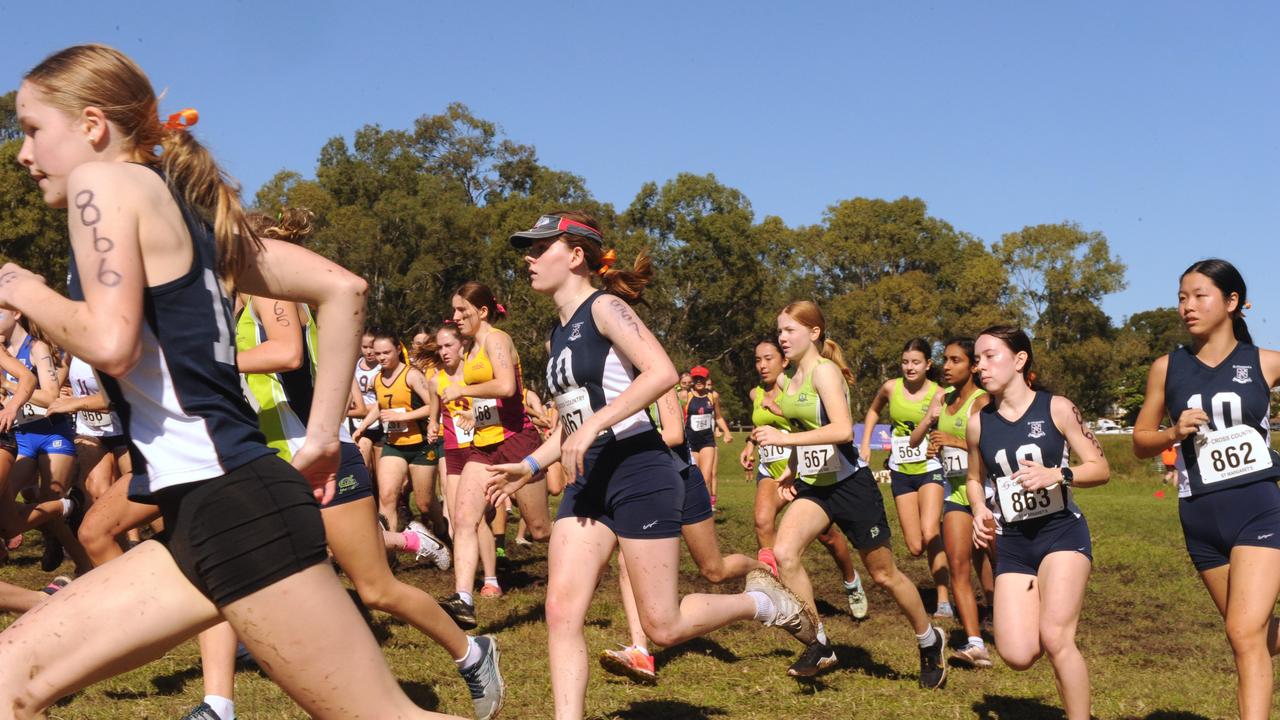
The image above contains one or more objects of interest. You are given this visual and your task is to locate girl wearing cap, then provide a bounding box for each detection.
[753,302,946,684]
[1132,260,1280,720]
[440,281,552,628]
[907,337,994,668]
[860,338,952,618]
[969,326,1108,720]
[0,44,464,718]
[488,211,816,718]
[685,365,731,511]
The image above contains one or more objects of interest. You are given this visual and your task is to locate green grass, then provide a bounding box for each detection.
[2,436,1276,719]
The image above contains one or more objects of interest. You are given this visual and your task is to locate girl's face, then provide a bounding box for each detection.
[15,82,102,209]
[0,310,18,341]
[692,376,707,393]
[901,350,931,382]
[940,343,975,387]
[412,332,429,352]
[776,312,819,361]
[451,295,485,337]
[755,342,786,385]
[436,329,463,369]
[525,238,579,295]
[372,338,401,371]
[975,334,1024,394]
[1178,272,1236,339]
[360,334,376,364]
[679,374,691,390]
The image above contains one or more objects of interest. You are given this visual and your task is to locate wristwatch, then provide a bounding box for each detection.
[1060,466,1074,487]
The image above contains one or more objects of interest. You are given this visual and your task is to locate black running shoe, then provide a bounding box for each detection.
[442,593,478,630]
[787,640,838,678]
[918,627,948,689]
[39,532,64,572]
[181,703,223,720]
[66,487,87,536]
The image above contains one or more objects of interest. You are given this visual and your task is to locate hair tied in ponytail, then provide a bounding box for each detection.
[163,108,198,131]
[598,249,618,276]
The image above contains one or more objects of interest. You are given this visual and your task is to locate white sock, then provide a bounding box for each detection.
[816,622,828,645]
[632,644,649,656]
[746,590,774,622]
[60,498,73,516]
[203,695,234,720]
[843,574,861,591]
[967,635,985,649]
[483,576,499,588]
[916,625,938,648]
[455,636,482,670]
[458,591,474,605]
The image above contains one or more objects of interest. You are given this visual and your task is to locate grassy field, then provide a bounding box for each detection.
[2,436,1277,719]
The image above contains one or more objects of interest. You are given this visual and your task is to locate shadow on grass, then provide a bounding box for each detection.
[609,699,727,719]
[1119,713,1213,720]
[834,644,901,680]
[482,603,545,633]
[972,694,1065,719]
[655,637,739,667]
[495,568,543,593]
[400,680,441,710]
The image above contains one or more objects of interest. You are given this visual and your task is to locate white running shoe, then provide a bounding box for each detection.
[745,568,817,645]
[408,521,452,570]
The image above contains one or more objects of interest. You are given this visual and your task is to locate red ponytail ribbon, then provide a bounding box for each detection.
[598,249,618,276]
[496,303,507,315]
[163,108,199,131]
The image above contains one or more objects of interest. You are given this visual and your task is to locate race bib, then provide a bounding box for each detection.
[758,433,792,465]
[995,476,1065,523]
[691,413,714,432]
[385,407,409,435]
[14,403,46,426]
[797,444,841,477]
[940,446,968,478]
[452,414,475,445]
[473,398,500,429]
[80,410,113,431]
[891,434,927,465]
[555,388,594,434]
[1196,425,1273,484]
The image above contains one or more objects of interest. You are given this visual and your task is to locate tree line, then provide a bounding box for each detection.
[0,94,1192,423]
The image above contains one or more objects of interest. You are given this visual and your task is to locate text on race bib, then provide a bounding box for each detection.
[758,433,792,465]
[940,446,968,478]
[385,407,409,435]
[473,398,500,429]
[14,403,46,426]
[452,413,475,445]
[995,476,1065,523]
[555,387,594,435]
[891,434,928,465]
[80,410,113,431]
[690,413,714,432]
[797,444,841,477]
[1196,426,1273,484]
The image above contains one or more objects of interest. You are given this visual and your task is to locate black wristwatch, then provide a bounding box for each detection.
[1060,467,1074,487]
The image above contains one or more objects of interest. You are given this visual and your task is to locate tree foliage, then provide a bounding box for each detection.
[0,96,1157,420]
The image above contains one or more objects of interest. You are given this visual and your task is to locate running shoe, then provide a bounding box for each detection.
[6,534,22,551]
[949,642,993,669]
[745,568,817,645]
[757,547,779,576]
[407,521,452,570]
[66,487,87,535]
[846,579,869,620]
[918,627,948,689]
[180,703,223,720]
[40,576,71,596]
[39,532,64,572]
[442,593,478,630]
[933,600,955,619]
[599,645,657,684]
[459,634,505,720]
[514,536,532,546]
[479,583,503,599]
[787,640,838,678]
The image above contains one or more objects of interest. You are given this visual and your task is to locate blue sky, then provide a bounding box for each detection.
[4,2,1277,348]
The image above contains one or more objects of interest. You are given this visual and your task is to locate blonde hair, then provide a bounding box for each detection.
[247,207,315,245]
[781,300,855,385]
[25,44,260,283]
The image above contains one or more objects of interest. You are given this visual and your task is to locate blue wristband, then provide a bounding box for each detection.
[523,455,541,476]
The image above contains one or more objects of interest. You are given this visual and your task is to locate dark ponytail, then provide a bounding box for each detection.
[1182,259,1252,344]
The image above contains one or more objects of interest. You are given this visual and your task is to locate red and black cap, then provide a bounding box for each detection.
[509,214,604,248]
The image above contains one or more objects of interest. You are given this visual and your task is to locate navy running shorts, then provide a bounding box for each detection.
[681,462,713,526]
[794,467,892,551]
[994,512,1092,576]
[324,441,376,508]
[889,469,946,498]
[1179,479,1280,572]
[557,431,683,539]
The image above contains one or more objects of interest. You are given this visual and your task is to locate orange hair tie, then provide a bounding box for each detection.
[163,108,199,131]
[598,249,618,276]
